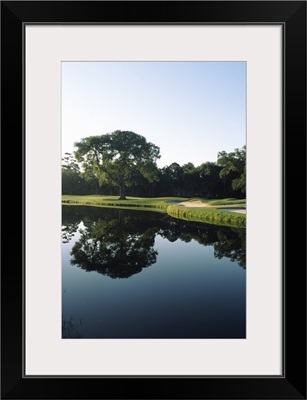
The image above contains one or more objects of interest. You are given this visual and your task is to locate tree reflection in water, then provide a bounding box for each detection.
[70,212,158,278]
[62,206,246,279]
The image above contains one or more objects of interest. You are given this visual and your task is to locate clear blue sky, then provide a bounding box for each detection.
[62,62,246,168]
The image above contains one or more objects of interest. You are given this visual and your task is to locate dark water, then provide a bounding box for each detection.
[62,206,246,339]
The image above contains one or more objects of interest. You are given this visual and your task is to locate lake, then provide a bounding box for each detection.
[62,205,246,339]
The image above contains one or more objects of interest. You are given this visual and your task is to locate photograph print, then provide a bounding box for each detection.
[61,61,246,339]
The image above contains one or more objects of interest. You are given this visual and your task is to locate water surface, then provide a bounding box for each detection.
[62,206,246,338]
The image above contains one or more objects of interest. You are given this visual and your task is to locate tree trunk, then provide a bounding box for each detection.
[119,183,126,200]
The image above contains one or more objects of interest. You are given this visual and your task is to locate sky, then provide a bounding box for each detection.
[62,62,246,168]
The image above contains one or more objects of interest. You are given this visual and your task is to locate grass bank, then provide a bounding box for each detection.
[62,195,246,228]
[62,195,187,213]
[166,205,246,228]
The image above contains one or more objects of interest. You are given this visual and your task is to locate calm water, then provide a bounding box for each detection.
[62,206,246,338]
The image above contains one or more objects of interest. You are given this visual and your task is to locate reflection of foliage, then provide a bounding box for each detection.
[62,209,83,243]
[62,206,246,279]
[62,316,82,338]
[214,229,246,268]
[70,210,158,279]
[159,220,246,268]
[62,224,79,244]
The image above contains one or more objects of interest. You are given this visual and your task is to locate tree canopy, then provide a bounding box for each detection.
[217,146,246,194]
[63,134,245,199]
[74,130,161,199]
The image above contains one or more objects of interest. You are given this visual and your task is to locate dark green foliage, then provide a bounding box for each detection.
[196,162,224,198]
[62,153,88,195]
[63,136,246,199]
[217,146,246,195]
[74,130,160,200]
[153,146,246,198]
[159,162,184,196]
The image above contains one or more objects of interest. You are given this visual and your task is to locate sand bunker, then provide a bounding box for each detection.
[220,208,246,214]
[178,201,246,214]
[178,200,210,208]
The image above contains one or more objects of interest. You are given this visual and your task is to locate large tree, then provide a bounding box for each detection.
[74,130,160,200]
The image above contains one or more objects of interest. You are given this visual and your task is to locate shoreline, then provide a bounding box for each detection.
[62,196,246,228]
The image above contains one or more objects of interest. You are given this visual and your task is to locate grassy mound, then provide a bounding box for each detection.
[166,205,246,228]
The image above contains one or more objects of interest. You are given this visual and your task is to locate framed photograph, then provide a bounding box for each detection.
[1,1,306,399]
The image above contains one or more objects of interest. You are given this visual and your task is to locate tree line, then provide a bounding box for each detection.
[62,130,246,199]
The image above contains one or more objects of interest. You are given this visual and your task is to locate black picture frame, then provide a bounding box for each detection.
[1,1,306,399]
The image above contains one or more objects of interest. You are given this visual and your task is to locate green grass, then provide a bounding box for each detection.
[207,198,246,206]
[62,195,187,212]
[62,195,246,228]
[166,205,246,228]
